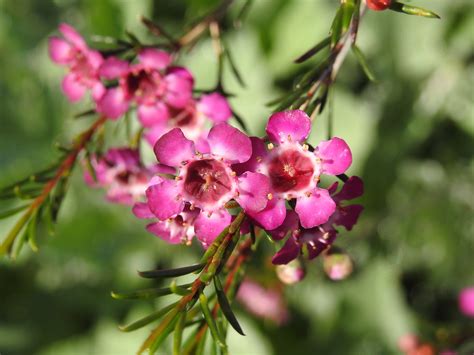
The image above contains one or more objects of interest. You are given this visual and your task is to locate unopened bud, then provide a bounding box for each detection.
[276,260,305,285]
[323,252,353,280]
[366,0,391,11]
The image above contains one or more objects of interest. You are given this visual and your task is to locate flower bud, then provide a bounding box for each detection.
[323,252,353,280]
[366,0,392,11]
[459,287,474,317]
[276,259,306,285]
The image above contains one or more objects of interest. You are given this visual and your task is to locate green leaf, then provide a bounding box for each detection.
[0,209,32,256]
[330,7,343,47]
[389,2,440,19]
[352,45,377,82]
[0,204,29,219]
[173,311,186,355]
[222,40,246,88]
[214,277,245,336]
[111,283,192,300]
[118,302,178,332]
[138,263,205,279]
[73,109,96,119]
[294,37,330,63]
[27,209,39,253]
[199,293,226,350]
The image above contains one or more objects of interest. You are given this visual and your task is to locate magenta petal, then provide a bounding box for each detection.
[334,204,364,231]
[267,210,299,241]
[146,179,184,220]
[138,48,172,70]
[164,71,193,108]
[144,125,168,147]
[195,209,231,247]
[153,128,195,167]
[247,198,287,230]
[208,123,251,163]
[96,87,129,119]
[272,236,300,265]
[266,110,311,144]
[132,202,155,219]
[61,73,86,102]
[59,23,87,49]
[197,93,232,123]
[236,172,270,213]
[147,222,183,244]
[316,137,352,175]
[137,103,170,127]
[48,37,72,64]
[99,57,129,79]
[295,188,336,228]
[91,81,106,101]
[232,137,268,176]
[334,176,364,202]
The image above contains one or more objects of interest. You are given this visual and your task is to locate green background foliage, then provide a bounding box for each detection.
[0,0,473,354]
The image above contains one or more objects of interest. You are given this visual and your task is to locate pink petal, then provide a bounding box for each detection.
[167,66,194,84]
[144,125,168,147]
[164,71,194,108]
[85,49,104,70]
[153,128,195,167]
[61,73,86,102]
[195,136,211,154]
[146,179,184,219]
[132,202,155,219]
[138,48,172,70]
[295,188,336,228]
[99,57,129,79]
[247,198,287,230]
[146,221,183,244]
[334,204,363,231]
[137,103,170,127]
[236,172,270,213]
[316,137,352,175]
[267,210,299,241]
[266,110,311,144]
[48,37,72,64]
[459,287,474,317]
[96,87,129,119]
[232,137,268,176]
[59,23,87,50]
[334,176,364,202]
[197,93,232,123]
[91,81,106,101]
[195,209,231,247]
[272,236,300,265]
[208,123,251,163]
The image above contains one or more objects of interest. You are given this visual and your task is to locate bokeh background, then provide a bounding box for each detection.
[0,0,473,354]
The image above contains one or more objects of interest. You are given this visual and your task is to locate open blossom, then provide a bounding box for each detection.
[96,49,193,121]
[235,110,352,231]
[142,123,271,246]
[48,23,104,102]
[144,92,232,147]
[236,279,289,325]
[84,147,173,205]
[270,176,364,264]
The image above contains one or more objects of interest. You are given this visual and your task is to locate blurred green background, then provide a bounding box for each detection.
[0,0,473,354]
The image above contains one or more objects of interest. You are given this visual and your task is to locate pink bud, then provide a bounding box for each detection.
[323,252,353,280]
[276,260,305,285]
[458,287,474,317]
[366,0,392,11]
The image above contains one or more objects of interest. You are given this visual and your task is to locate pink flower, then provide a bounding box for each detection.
[96,49,193,120]
[236,279,289,325]
[269,176,364,264]
[144,92,232,147]
[459,287,474,317]
[84,147,173,205]
[142,124,271,246]
[236,110,353,230]
[48,23,104,102]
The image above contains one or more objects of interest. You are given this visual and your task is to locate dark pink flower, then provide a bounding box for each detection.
[96,49,193,120]
[84,147,173,205]
[459,287,474,317]
[236,110,353,230]
[143,124,271,245]
[48,23,104,102]
[236,279,289,325]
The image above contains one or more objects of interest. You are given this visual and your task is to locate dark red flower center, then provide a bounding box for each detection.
[170,105,196,127]
[268,149,314,193]
[125,69,161,102]
[183,159,232,203]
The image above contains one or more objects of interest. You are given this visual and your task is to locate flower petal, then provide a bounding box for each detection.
[137,103,170,127]
[99,57,129,80]
[144,125,168,147]
[266,110,311,144]
[59,23,87,50]
[247,198,287,230]
[267,210,299,241]
[96,87,130,119]
[146,221,183,244]
[334,176,364,202]
[138,48,172,70]
[164,70,194,108]
[236,172,270,213]
[61,73,86,102]
[316,137,352,175]
[197,93,232,123]
[334,204,364,231]
[91,81,106,101]
[132,202,155,219]
[295,188,336,228]
[232,137,268,176]
[272,236,300,265]
[208,123,251,163]
[48,37,72,64]
[195,209,231,247]
[146,179,184,219]
[153,128,195,167]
